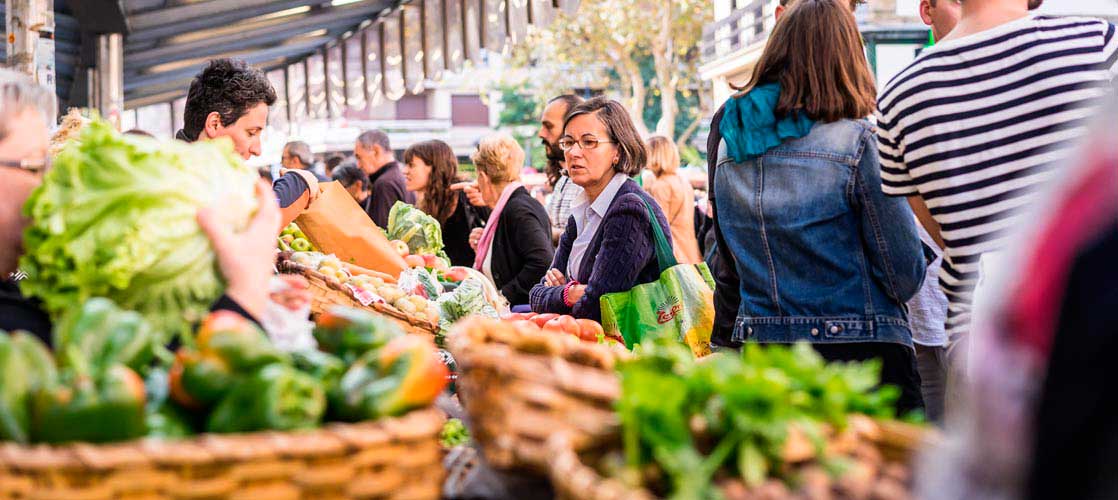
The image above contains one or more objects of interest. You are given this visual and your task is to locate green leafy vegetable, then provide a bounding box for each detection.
[20,120,258,339]
[440,418,470,448]
[616,339,903,499]
[386,202,446,258]
[435,278,498,343]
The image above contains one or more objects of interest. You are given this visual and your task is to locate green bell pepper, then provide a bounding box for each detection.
[144,368,196,439]
[292,349,345,392]
[197,311,289,371]
[31,364,147,444]
[168,349,236,409]
[54,298,157,373]
[206,364,325,433]
[327,334,449,422]
[313,307,403,364]
[0,332,57,443]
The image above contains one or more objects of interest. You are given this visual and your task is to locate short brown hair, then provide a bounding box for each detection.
[779,0,863,10]
[646,136,680,177]
[741,0,876,122]
[471,133,524,185]
[562,97,647,177]
[404,140,459,225]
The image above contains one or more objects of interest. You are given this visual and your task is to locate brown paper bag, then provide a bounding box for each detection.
[296,181,408,277]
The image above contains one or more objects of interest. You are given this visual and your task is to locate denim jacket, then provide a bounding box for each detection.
[713,119,925,347]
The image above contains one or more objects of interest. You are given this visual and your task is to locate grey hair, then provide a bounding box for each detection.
[356,129,390,152]
[0,68,55,142]
[284,140,313,167]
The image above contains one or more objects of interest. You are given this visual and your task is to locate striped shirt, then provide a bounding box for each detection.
[876,15,1118,342]
[547,175,584,235]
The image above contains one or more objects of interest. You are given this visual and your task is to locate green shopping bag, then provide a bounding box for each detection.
[600,199,716,357]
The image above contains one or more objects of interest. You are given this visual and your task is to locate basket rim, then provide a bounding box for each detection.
[0,407,445,472]
[277,256,438,333]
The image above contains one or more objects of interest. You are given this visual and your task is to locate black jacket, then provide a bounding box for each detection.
[366,161,416,228]
[486,187,553,306]
[443,192,490,268]
[706,103,743,347]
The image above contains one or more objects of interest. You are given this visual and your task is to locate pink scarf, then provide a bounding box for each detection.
[473,182,523,270]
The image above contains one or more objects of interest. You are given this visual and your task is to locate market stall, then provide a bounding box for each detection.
[0,121,935,500]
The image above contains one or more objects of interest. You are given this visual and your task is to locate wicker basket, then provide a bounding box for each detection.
[0,408,445,500]
[446,321,628,475]
[546,419,938,500]
[276,259,438,337]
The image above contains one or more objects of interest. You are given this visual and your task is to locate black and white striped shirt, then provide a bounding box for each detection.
[876,16,1118,342]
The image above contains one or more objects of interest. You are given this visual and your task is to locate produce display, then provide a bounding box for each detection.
[0,299,448,446]
[440,418,470,449]
[19,121,259,339]
[502,312,621,345]
[277,222,318,252]
[288,250,441,325]
[591,338,919,499]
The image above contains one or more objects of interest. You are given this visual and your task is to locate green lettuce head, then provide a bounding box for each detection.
[19,120,258,340]
[387,201,446,257]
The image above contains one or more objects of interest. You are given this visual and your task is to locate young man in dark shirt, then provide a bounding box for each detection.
[354,129,415,228]
[174,58,318,226]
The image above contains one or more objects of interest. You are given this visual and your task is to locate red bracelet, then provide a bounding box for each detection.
[562,281,580,308]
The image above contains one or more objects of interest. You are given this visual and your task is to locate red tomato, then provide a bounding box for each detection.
[532,313,559,328]
[543,316,581,338]
[576,319,605,342]
[503,313,524,321]
[523,312,538,319]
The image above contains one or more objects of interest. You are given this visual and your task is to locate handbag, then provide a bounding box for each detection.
[599,198,716,357]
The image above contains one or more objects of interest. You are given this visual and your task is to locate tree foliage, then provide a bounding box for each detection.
[504,0,710,145]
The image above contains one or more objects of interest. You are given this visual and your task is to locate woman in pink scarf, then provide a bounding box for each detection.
[467,133,554,306]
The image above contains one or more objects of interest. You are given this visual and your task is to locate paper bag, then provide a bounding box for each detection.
[295,181,408,277]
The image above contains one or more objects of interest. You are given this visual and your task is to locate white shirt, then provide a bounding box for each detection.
[567,173,629,281]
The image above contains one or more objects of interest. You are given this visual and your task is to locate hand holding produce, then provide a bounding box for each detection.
[198,179,282,321]
[20,120,260,338]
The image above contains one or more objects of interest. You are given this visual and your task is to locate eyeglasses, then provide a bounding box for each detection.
[557,136,615,152]
[0,157,50,175]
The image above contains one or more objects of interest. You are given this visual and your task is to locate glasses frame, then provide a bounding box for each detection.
[557,136,615,152]
[0,157,50,174]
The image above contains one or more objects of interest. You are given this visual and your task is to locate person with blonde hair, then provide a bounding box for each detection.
[467,133,553,306]
[644,136,702,264]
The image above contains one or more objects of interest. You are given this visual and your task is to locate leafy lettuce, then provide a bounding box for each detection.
[386,201,445,257]
[19,120,258,340]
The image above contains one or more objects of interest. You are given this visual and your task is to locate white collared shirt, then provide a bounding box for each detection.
[566,173,629,281]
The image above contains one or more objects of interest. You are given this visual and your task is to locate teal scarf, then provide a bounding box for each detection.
[719,82,816,163]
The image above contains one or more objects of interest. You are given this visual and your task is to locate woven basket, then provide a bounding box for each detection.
[0,408,445,500]
[546,419,937,500]
[276,259,438,337]
[446,321,628,475]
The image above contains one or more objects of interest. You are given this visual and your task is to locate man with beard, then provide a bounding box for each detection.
[540,94,584,244]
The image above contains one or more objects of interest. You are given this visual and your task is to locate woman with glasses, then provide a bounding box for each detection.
[529,97,672,322]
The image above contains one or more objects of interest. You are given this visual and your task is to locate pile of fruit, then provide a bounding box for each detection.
[278,222,317,252]
[0,299,448,445]
[287,251,440,324]
[501,313,622,345]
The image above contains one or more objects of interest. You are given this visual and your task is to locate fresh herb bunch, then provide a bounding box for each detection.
[615,339,903,499]
[440,418,470,448]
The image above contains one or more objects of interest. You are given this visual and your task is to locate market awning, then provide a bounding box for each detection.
[28,0,578,114]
